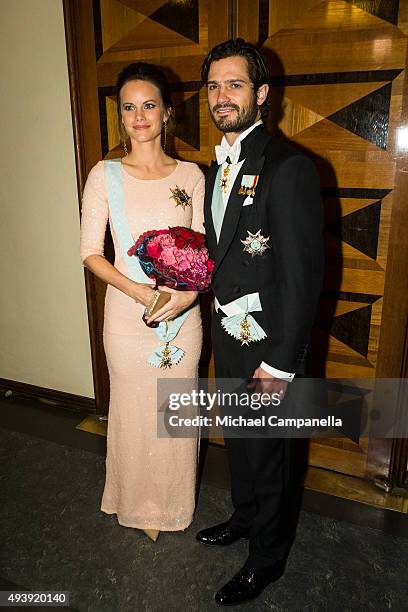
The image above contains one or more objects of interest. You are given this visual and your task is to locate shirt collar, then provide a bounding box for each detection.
[218,119,263,164]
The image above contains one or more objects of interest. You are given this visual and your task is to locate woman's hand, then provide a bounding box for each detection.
[131,283,156,307]
[146,286,198,323]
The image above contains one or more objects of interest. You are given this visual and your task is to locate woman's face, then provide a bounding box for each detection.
[120,79,169,145]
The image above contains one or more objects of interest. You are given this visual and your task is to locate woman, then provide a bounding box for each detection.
[80,63,204,541]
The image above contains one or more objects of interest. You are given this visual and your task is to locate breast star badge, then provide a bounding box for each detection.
[241,229,270,257]
[169,185,192,209]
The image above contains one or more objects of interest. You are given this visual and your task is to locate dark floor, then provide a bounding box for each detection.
[1,396,407,612]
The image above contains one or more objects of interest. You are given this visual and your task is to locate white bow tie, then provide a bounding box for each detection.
[215,141,241,166]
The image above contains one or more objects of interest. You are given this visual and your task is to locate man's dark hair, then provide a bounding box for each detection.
[201,38,271,118]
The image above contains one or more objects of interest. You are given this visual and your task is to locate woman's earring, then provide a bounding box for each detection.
[123,140,128,156]
[162,121,167,152]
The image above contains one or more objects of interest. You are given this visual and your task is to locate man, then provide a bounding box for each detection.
[196,39,324,605]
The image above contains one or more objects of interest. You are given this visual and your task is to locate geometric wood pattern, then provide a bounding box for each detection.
[92,0,223,164]
[325,200,382,260]
[345,0,400,26]
[259,1,406,384]
[263,2,407,75]
[65,0,230,418]
[88,0,229,405]
[148,0,199,42]
[65,0,408,485]
[319,301,375,358]
[249,0,408,476]
[327,84,392,149]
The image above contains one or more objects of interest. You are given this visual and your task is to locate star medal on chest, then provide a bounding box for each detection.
[220,156,232,194]
[241,229,270,257]
[169,185,192,209]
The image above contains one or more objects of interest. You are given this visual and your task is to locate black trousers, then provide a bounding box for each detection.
[211,312,294,573]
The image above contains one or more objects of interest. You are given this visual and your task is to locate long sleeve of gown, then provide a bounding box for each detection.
[190,170,205,234]
[80,161,108,263]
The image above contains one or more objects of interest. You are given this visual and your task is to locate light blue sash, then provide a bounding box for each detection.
[210,165,267,346]
[104,159,191,368]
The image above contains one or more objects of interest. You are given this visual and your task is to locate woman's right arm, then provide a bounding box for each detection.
[79,163,155,307]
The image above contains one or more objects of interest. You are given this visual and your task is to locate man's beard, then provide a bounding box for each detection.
[210,97,259,133]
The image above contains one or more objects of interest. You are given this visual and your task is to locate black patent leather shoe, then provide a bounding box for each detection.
[215,565,284,606]
[196,521,249,546]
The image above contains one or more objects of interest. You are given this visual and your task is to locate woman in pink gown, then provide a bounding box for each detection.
[80,63,204,540]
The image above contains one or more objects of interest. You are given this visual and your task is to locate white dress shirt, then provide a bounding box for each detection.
[216,119,262,210]
[215,120,295,382]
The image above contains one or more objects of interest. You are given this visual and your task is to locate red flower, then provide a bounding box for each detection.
[169,226,191,240]
[169,226,205,249]
[146,242,162,258]
[207,259,215,273]
[193,233,206,248]
[128,226,213,292]
[128,230,156,256]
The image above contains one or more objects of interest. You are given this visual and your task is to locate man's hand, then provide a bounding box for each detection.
[247,366,288,400]
[146,286,198,323]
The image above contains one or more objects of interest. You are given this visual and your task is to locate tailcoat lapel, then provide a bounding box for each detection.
[214,126,272,273]
[204,160,218,258]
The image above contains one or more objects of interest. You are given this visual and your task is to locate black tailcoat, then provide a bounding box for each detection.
[204,124,324,375]
[204,124,324,574]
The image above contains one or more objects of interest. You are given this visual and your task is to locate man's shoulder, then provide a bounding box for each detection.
[264,133,303,161]
[262,134,316,174]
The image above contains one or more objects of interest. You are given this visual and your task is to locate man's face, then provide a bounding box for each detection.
[206,56,267,134]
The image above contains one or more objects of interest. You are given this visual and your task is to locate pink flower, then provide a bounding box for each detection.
[128,226,214,291]
[178,260,190,272]
[157,234,175,248]
[198,248,209,262]
[183,247,195,263]
[160,247,177,266]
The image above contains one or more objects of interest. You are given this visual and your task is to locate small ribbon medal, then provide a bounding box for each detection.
[239,174,259,196]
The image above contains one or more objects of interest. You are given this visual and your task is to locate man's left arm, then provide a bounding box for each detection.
[252,154,324,392]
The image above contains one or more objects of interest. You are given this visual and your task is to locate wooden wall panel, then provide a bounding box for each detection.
[65,0,230,411]
[92,0,228,164]
[66,0,408,488]
[237,0,408,481]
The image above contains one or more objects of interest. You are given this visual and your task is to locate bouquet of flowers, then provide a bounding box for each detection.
[128,226,214,292]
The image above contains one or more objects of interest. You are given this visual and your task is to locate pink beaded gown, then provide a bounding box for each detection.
[80,159,204,530]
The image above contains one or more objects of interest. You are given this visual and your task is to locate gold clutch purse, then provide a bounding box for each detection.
[144,289,171,318]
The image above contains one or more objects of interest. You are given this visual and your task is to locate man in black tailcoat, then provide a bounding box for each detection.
[196,39,324,606]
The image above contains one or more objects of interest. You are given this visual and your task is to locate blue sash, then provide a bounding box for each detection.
[104,159,191,368]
